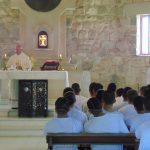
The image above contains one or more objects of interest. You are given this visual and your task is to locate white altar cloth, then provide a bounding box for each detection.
[0,71,69,87]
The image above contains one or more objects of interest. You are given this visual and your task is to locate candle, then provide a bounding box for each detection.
[59,54,62,59]
[4,53,7,59]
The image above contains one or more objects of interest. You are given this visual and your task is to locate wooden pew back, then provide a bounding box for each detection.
[46,133,139,150]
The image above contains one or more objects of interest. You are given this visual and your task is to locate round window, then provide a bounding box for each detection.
[25,0,62,12]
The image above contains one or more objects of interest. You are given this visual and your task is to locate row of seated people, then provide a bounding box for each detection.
[44,82,150,150]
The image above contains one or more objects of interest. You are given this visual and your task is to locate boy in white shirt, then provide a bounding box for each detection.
[44,97,83,150]
[84,98,129,150]
[63,87,87,124]
[135,122,150,150]
[119,89,138,121]
[130,96,150,133]
[71,83,87,110]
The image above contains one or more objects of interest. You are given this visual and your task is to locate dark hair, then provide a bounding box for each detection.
[71,83,81,94]
[97,83,103,90]
[143,87,150,97]
[133,96,144,113]
[102,91,115,105]
[143,96,150,111]
[63,87,74,96]
[140,86,148,96]
[64,91,76,106]
[87,98,102,110]
[122,87,132,100]
[55,97,70,113]
[107,83,116,93]
[127,89,138,103]
[96,89,104,103]
[116,88,124,97]
[89,82,101,95]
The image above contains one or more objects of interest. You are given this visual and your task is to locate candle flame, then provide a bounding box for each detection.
[59,54,62,59]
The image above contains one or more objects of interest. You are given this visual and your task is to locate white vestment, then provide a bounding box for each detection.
[84,113,129,150]
[44,117,83,150]
[7,52,32,70]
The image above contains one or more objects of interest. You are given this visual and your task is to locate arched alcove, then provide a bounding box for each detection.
[38,31,48,49]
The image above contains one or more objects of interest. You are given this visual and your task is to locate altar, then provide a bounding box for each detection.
[0,71,69,117]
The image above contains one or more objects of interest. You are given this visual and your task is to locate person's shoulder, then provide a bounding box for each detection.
[76,95,88,101]
[135,122,150,139]
[21,52,29,57]
[130,114,145,132]
[118,103,131,112]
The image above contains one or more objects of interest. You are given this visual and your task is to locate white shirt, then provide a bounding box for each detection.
[68,106,87,124]
[113,96,124,111]
[130,113,150,133]
[7,52,32,70]
[44,117,83,150]
[125,114,142,127]
[84,113,129,150]
[74,95,87,110]
[118,104,137,121]
[113,101,128,111]
[135,122,150,150]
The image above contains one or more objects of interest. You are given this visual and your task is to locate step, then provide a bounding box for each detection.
[0,137,47,150]
[0,118,51,137]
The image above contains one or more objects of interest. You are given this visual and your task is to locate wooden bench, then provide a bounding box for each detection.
[46,133,139,150]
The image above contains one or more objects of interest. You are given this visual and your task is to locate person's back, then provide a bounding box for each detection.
[102,91,116,113]
[44,97,83,150]
[71,83,88,110]
[75,95,87,110]
[130,96,150,133]
[63,87,87,124]
[119,89,138,121]
[135,122,150,150]
[114,87,132,111]
[84,98,128,150]
[113,88,124,111]
[126,96,145,127]
[68,106,87,124]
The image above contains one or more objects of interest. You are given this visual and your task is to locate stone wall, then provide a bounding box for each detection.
[0,0,19,64]
[0,0,150,89]
[66,0,150,88]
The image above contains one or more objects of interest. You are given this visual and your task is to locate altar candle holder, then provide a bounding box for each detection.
[58,54,63,71]
[3,53,8,70]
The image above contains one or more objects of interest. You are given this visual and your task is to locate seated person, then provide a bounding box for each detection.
[7,43,32,70]
[113,87,132,111]
[83,82,103,116]
[43,97,83,150]
[119,89,138,120]
[84,98,129,150]
[107,83,117,94]
[89,82,102,98]
[71,83,88,111]
[63,87,87,124]
[102,91,116,113]
[126,96,144,127]
[113,88,124,110]
[130,95,150,133]
[135,122,150,150]
[139,86,148,97]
